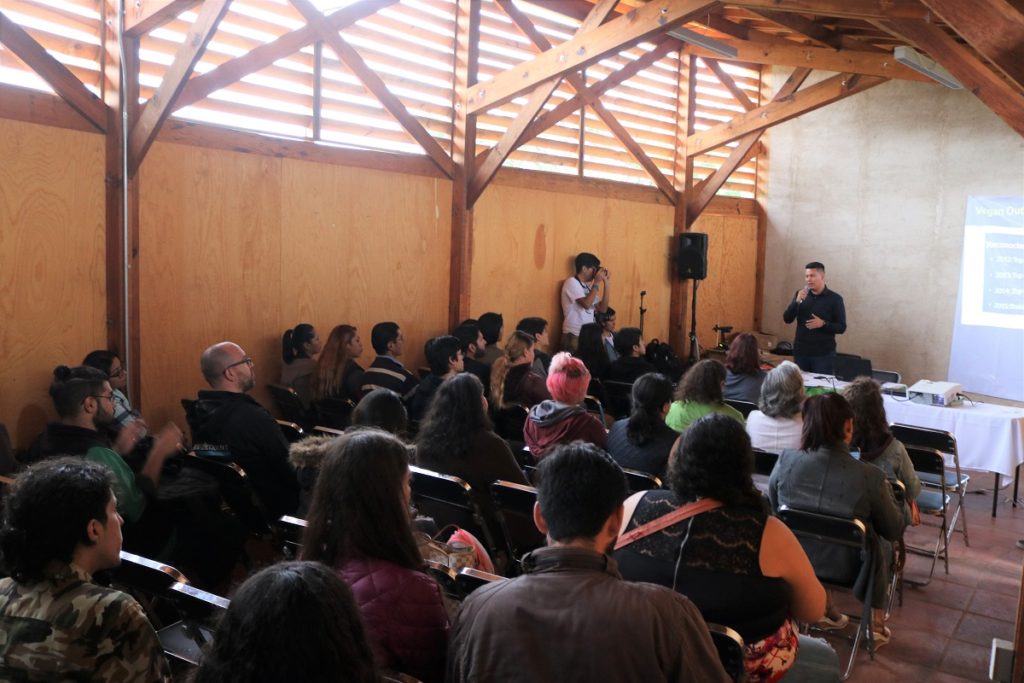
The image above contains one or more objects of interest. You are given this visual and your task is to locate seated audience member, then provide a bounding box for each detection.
[24,366,181,543]
[415,374,529,532]
[452,321,490,389]
[351,388,409,439]
[82,350,135,426]
[842,378,921,525]
[616,415,839,683]
[769,393,903,645]
[490,330,550,409]
[609,327,657,383]
[724,333,767,405]
[447,442,728,683]
[408,336,464,422]
[360,322,419,401]
[477,312,505,366]
[598,307,619,361]
[312,324,364,406]
[666,359,745,433]
[0,458,172,682]
[288,435,332,518]
[186,342,299,518]
[280,323,322,403]
[576,322,611,381]
[524,353,607,461]
[301,430,449,682]
[194,562,377,683]
[516,317,552,376]
[746,361,805,453]
[606,373,678,478]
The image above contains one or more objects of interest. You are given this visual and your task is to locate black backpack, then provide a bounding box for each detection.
[645,339,685,381]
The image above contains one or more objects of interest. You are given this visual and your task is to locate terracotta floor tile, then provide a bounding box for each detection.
[967,588,1018,622]
[939,640,993,681]
[953,612,1014,647]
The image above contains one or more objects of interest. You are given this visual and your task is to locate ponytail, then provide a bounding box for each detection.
[282,329,297,363]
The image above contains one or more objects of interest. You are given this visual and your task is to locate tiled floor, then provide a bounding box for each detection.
[829,473,1022,682]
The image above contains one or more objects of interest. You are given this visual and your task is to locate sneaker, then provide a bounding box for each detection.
[816,613,849,631]
[871,625,892,650]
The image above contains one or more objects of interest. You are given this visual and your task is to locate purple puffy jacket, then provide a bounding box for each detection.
[336,555,450,682]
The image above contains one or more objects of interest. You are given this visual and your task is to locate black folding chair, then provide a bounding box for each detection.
[891,423,969,543]
[905,445,952,583]
[274,515,308,559]
[708,623,746,683]
[156,582,230,667]
[724,399,757,419]
[180,452,271,535]
[266,384,313,429]
[275,419,305,443]
[489,480,545,572]
[409,465,498,558]
[316,397,355,430]
[603,380,634,420]
[311,425,345,438]
[492,405,528,443]
[455,566,506,596]
[583,395,606,425]
[776,506,877,680]
[622,467,662,493]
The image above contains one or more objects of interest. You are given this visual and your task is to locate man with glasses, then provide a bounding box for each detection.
[186,342,299,518]
[23,365,182,554]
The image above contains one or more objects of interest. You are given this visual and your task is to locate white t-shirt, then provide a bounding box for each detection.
[561,276,600,335]
[745,410,803,453]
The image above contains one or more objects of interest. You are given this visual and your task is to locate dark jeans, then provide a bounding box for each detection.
[795,352,836,374]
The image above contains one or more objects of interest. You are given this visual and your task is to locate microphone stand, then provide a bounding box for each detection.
[688,280,700,364]
[638,290,647,336]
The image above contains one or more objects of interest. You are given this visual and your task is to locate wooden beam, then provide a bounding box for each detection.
[686,67,810,225]
[468,0,621,204]
[669,54,700,356]
[291,0,455,178]
[686,71,888,156]
[124,0,198,37]
[879,18,1024,137]
[494,0,677,202]
[0,11,107,132]
[128,0,231,174]
[449,0,481,328]
[725,0,934,20]
[703,58,756,110]
[174,0,395,112]
[687,38,931,82]
[465,0,718,114]
[918,0,1024,92]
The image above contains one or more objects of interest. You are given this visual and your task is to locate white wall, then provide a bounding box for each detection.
[761,71,1024,389]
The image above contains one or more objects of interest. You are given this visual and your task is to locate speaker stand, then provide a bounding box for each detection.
[688,279,700,364]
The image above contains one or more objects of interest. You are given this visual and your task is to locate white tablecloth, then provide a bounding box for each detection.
[882,396,1024,478]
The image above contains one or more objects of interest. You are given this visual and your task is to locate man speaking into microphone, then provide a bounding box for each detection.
[783,261,846,373]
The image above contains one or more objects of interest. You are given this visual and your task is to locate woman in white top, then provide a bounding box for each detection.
[745,361,804,452]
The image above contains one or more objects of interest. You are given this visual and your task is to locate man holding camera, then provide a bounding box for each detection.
[560,252,611,352]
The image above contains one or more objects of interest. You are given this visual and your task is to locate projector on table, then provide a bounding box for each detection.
[908,380,961,407]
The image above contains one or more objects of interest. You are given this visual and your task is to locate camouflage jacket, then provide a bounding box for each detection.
[0,564,172,682]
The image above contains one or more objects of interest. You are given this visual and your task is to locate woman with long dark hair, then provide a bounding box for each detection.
[768,393,903,647]
[300,429,449,681]
[575,322,611,381]
[616,414,838,682]
[194,562,377,683]
[281,323,321,388]
[312,324,364,404]
[723,333,766,404]
[665,359,744,432]
[606,373,677,477]
[842,377,920,523]
[489,330,549,409]
[415,373,528,531]
[351,388,408,438]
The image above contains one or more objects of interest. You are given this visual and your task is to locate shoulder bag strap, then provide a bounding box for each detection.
[614,498,723,551]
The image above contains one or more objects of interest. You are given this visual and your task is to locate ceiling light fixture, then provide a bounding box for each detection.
[894,46,962,89]
[667,27,738,59]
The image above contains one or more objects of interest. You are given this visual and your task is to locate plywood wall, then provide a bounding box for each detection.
[0,119,106,447]
[138,142,452,431]
[692,211,760,349]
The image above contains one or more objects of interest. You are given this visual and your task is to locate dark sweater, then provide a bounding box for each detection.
[608,356,657,384]
[782,286,846,356]
[606,418,678,478]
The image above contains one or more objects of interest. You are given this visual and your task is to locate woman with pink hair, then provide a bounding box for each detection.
[523,352,608,461]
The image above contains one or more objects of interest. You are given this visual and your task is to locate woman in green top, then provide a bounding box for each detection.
[666,359,745,432]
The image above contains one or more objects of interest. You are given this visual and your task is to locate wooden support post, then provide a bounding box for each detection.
[669,55,699,356]
[449,0,480,329]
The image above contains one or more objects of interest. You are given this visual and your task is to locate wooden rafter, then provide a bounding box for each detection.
[685,66,811,225]
[878,18,1024,138]
[493,0,676,202]
[703,58,755,110]
[291,0,455,178]
[0,11,107,132]
[745,9,847,48]
[468,0,621,204]
[174,0,395,113]
[125,0,198,37]
[918,0,1024,93]
[465,0,718,115]
[688,38,930,81]
[686,71,887,156]
[128,0,231,173]
[724,0,933,20]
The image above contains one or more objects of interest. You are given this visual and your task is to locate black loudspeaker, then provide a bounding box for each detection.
[677,233,708,280]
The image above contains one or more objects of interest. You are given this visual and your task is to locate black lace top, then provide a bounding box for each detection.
[614,489,791,641]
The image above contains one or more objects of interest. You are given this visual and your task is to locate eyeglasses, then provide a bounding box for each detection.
[224,356,253,370]
[109,367,126,378]
[90,393,114,402]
